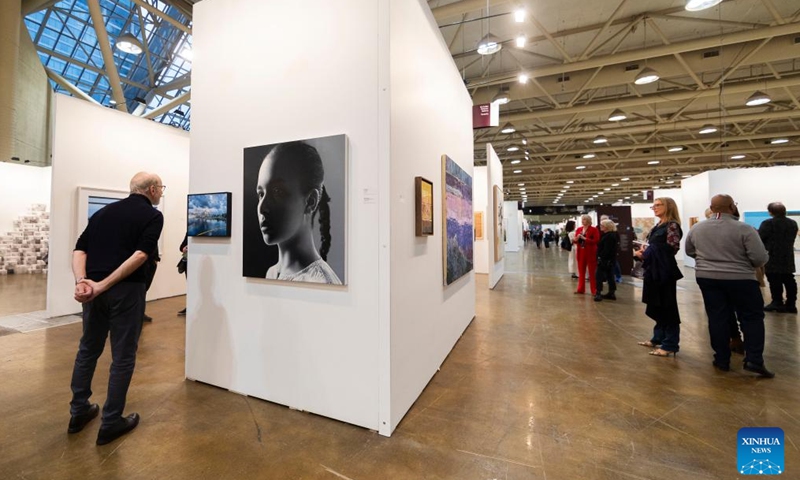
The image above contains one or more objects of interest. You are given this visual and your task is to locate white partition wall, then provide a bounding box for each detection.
[189,0,475,436]
[487,143,504,289]
[0,162,51,234]
[504,201,521,252]
[472,166,489,273]
[47,95,189,318]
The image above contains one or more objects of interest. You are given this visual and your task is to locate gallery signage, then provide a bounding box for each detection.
[472,103,498,129]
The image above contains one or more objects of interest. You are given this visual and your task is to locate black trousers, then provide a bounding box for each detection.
[697,278,765,367]
[766,272,797,306]
[596,262,616,295]
[70,282,145,427]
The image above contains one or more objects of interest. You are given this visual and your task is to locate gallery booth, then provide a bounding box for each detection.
[185,0,476,436]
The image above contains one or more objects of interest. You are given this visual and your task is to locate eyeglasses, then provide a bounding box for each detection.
[650,203,663,209]
[153,185,167,192]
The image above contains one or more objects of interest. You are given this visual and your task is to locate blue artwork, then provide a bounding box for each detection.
[188,192,232,237]
[442,155,473,285]
[88,196,120,219]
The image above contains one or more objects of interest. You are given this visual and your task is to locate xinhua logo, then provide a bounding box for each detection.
[738,427,784,475]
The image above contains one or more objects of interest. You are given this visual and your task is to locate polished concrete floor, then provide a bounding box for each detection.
[0,245,798,479]
[0,273,47,317]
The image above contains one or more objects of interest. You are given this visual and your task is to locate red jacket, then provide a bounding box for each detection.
[574,225,600,259]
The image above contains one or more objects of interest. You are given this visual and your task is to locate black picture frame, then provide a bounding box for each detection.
[187,192,233,237]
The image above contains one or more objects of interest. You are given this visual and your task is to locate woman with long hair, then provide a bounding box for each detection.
[635,197,683,357]
[256,141,341,284]
[574,215,600,295]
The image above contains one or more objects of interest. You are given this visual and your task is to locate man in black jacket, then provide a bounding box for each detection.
[759,202,798,313]
[68,172,164,445]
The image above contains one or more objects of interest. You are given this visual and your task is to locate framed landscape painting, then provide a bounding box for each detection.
[442,155,473,285]
[187,192,232,237]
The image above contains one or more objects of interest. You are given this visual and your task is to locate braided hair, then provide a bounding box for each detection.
[270,141,332,261]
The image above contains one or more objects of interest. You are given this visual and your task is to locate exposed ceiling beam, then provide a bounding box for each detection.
[466,22,800,88]
[130,0,191,34]
[21,0,59,16]
[35,46,149,90]
[153,73,191,96]
[161,0,193,20]
[499,75,800,124]
[142,90,191,119]
[431,0,510,21]
[45,68,101,106]
[87,0,126,112]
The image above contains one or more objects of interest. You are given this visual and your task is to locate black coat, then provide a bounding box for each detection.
[759,216,798,274]
[596,231,619,268]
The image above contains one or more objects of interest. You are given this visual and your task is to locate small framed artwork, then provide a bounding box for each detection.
[187,192,232,237]
[474,211,484,240]
[415,176,434,236]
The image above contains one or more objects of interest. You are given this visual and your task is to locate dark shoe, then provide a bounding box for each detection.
[594,294,603,302]
[68,403,99,434]
[777,305,797,314]
[712,361,730,372]
[571,274,578,279]
[143,314,153,322]
[763,302,783,312]
[96,413,140,445]
[729,338,745,355]
[177,308,186,316]
[743,361,775,378]
[602,293,616,300]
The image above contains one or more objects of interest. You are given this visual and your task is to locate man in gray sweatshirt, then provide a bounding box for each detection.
[685,194,774,377]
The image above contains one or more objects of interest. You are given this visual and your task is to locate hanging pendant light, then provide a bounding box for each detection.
[685,0,723,12]
[608,109,627,122]
[477,33,502,55]
[699,124,718,134]
[745,91,771,106]
[634,67,660,85]
[115,32,143,55]
[593,135,608,144]
[493,87,510,105]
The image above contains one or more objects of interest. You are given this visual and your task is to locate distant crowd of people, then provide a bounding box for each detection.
[557,196,797,378]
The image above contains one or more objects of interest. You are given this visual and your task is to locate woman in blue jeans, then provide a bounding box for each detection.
[634,197,684,357]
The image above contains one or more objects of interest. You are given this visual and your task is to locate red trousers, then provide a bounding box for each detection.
[577,250,597,295]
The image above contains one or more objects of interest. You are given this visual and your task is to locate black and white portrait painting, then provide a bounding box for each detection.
[242,134,347,285]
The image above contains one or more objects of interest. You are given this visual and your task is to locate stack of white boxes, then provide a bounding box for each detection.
[0,204,50,275]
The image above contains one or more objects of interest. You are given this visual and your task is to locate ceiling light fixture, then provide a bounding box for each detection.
[521,139,527,145]
[500,125,516,134]
[634,67,660,85]
[115,32,143,55]
[608,109,627,122]
[507,145,520,152]
[593,135,608,144]
[513,169,522,173]
[492,88,510,105]
[516,35,526,48]
[477,33,502,55]
[566,181,574,184]
[583,153,596,159]
[668,146,684,152]
[518,73,529,84]
[770,138,789,144]
[699,124,718,134]
[731,154,746,160]
[511,160,521,164]
[621,177,630,181]
[648,160,660,165]
[611,183,619,187]
[745,91,771,107]
[665,180,675,184]
[518,183,525,186]
[685,0,723,12]
[514,9,526,22]
[604,188,611,191]
[576,166,586,170]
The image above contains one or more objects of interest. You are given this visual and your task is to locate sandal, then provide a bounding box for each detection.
[637,341,659,348]
[649,348,677,357]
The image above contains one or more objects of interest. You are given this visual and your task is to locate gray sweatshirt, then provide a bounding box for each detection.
[685,213,769,280]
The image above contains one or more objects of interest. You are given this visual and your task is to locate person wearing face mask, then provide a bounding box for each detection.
[686,194,773,377]
[256,141,341,284]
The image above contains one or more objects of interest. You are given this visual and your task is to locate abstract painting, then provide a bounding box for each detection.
[242,134,347,285]
[415,176,434,236]
[442,155,473,285]
[474,211,484,240]
[188,192,232,237]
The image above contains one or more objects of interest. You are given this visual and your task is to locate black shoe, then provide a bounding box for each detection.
[593,294,603,302]
[729,338,745,355]
[777,305,797,314]
[68,403,99,434]
[743,361,775,378]
[143,314,153,322]
[96,413,140,445]
[571,274,578,279]
[177,308,186,316]
[763,302,783,312]
[712,361,730,372]
[602,293,616,300]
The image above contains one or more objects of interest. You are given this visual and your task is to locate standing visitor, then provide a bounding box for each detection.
[574,215,599,295]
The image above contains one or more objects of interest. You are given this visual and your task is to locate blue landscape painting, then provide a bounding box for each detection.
[443,155,473,285]
[188,192,232,237]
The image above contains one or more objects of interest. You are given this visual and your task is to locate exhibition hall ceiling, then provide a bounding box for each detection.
[433,0,800,205]
[20,1,800,207]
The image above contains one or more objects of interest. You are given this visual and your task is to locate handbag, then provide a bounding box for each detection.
[176,257,187,274]
[560,235,572,251]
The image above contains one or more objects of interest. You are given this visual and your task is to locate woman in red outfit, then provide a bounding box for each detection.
[574,214,600,295]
